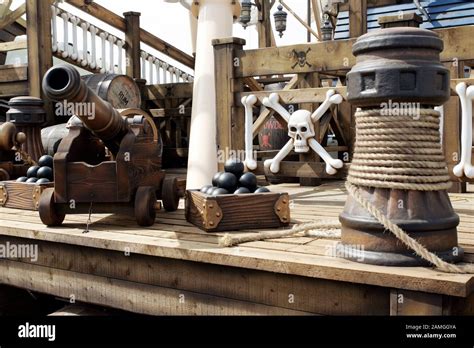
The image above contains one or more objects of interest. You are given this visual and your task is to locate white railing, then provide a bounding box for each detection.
[51,5,193,83]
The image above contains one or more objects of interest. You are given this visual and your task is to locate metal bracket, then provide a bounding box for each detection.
[200,199,223,230]
[274,194,290,224]
[0,184,7,206]
[32,185,42,210]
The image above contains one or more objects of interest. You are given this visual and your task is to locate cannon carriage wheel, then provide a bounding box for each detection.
[38,188,65,226]
[161,176,180,212]
[135,186,157,226]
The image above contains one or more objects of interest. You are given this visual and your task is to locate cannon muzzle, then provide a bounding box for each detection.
[42,65,129,155]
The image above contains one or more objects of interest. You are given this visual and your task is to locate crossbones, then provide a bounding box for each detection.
[453,82,474,178]
[242,89,344,175]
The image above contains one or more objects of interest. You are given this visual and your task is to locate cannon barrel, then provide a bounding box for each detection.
[42,65,129,155]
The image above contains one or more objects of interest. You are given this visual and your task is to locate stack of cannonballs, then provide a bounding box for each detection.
[201,159,270,196]
[16,155,54,184]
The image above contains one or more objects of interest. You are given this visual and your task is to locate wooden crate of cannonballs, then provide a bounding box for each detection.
[185,190,291,232]
[0,181,54,211]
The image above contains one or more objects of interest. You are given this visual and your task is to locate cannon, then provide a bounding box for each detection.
[39,65,179,227]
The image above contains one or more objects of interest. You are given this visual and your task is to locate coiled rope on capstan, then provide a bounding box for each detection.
[348,108,451,191]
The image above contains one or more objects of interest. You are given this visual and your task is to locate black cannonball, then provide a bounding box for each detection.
[239,172,257,191]
[217,172,237,192]
[254,187,270,193]
[201,185,213,193]
[37,166,54,181]
[26,177,38,184]
[234,187,251,194]
[211,188,229,196]
[206,186,218,195]
[26,166,40,178]
[38,155,54,168]
[212,171,225,187]
[16,176,28,183]
[36,178,51,185]
[224,158,244,178]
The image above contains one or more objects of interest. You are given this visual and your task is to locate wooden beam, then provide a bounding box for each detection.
[311,0,322,40]
[241,86,347,106]
[0,2,25,31]
[235,25,474,78]
[0,259,313,316]
[256,161,349,179]
[0,39,26,52]
[348,0,367,37]
[124,11,141,79]
[26,0,53,123]
[257,0,273,48]
[235,39,356,77]
[66,0,195,69]
[143,83,194,101]
[213,37,246,169]
[0,65,28,83]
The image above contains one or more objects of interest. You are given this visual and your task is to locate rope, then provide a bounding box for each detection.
[15,147,37,167]
[219,220,341,247]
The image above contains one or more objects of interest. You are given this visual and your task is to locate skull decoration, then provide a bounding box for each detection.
[242,89,344,175]
[287,110,315,153]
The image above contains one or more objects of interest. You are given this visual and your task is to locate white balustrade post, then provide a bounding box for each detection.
[89,25,98,69]
[81,21,90,67]
[51,5,58,53]
[70,16,80,61]
[140,51,148,80]
[99,31,108,73]
[147,55,155,84]
[116,40,124,74]
[61,12,70,58]
[108,34,117,73]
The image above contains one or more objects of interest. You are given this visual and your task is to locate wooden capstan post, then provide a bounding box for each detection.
[339,26,462,266]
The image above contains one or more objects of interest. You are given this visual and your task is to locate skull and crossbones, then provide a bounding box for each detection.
[242,90,344,175]
[292,48,312,69]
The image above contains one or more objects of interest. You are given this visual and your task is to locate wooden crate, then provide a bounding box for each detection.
[185,190,290,232]
[0,181,54,211]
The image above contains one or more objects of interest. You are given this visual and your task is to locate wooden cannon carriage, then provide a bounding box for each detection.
[38,65,179,227]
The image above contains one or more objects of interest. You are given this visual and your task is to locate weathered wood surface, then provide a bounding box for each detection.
[0,181,473,315]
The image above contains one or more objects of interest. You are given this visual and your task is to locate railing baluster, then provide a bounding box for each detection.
[51,5,58,53]
[117,40,124,74]
[154,59,161,84]
[89,25,98,70]
[70,16,80,61]
[81,21,90,67]
[61,12,70,58]
[99,31,107,73]
[141,51,148,80]
[108,34,117,73]
[147,55,155,84]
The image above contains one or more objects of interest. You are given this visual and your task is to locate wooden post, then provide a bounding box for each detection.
[124,11,141,80]
[26,0,53,123]
[444,61,467,193]
[256,0,273,48]
[348,0,367,38]
[213,37,246,171]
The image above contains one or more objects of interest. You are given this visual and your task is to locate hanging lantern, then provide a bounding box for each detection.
[240,0,252,29]
[321,14,333,41]
[274,4,287,38]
